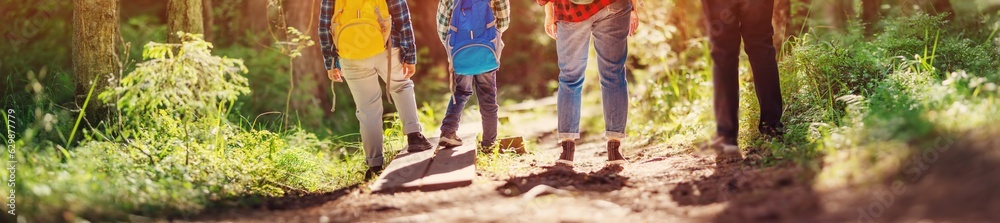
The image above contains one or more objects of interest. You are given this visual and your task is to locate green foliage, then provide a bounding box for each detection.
[5,35,365,222]
[0,0,72,74]
[628,10,1000,179]
[100,32,250,120]
[772,13,1000,185]
[120,15,169,71]
[1,0,75,104]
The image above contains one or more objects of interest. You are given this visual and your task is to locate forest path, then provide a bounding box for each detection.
[189,99,1000,223]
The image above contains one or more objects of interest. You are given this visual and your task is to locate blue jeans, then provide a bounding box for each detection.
[556,0,632,140]
[440,71,499,145]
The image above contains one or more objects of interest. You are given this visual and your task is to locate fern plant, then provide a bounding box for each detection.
[99,32,250,121]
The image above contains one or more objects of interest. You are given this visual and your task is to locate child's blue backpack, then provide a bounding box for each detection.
[447,0,500,76]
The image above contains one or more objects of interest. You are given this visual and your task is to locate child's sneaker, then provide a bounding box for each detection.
[438,132,463,147]
[479,141,496,154]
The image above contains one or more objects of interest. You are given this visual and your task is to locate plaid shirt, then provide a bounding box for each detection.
[320,0,418,70]
[536,0,618,22]
[436,0,511,47]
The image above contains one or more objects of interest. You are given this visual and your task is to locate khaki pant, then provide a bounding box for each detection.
[340,48,423,167]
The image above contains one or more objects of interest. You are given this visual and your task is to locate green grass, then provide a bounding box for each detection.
[1,34,368,222]
[628,12,1000,187]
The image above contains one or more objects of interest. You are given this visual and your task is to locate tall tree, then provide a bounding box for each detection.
[772,0,809,51]
[72,0,120,117]
[168,0,204,43]
[242,0,270,39]
[772,0,791,50]
[862,0,881,36]
[826,0,854,31]
[931,0,955,21]
[202,0,214,41]
[283,0,332,120]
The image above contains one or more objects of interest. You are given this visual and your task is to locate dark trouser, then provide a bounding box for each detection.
[702,0,784,144]
[440,71,499,146]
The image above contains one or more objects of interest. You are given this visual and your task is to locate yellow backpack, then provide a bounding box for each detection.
[333,0,392,59]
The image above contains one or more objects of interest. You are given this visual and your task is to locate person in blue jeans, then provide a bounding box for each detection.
[436,0,511,150]
[539,0,640,168]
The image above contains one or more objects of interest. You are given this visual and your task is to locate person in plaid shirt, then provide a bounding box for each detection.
[319,0,433,179]
[434,0,510,151]
[538,0,640,168]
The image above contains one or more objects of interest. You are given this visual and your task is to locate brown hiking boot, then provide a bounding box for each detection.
[555,140,575,168]
[607,140,626,166]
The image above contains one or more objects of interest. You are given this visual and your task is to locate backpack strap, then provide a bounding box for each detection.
[375,5,394,104]
[386,45,394,105]
[450,68,456,105]
[330,79,337,112]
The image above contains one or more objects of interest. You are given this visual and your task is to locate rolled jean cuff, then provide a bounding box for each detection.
[606,131,627,140]
[558,133,581,140]
[403,124,423,135]
[367,156,385,167]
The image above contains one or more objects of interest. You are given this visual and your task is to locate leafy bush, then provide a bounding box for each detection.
[629,10,1000,178]
[3,34,364,222]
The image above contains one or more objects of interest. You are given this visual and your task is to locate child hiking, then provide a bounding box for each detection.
[435,0,510,150]
[319,0,434,179]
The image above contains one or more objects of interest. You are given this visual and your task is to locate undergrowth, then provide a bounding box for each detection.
[631,13,1000,187]
[1,33,366,222]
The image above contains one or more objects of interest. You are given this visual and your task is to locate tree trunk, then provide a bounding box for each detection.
[410,0,448,73]
[284,0,333,119]
[931,0,955,21]
[790,0,810,37]
[242,0,271,44]
[167,0,204,43]
[72,0,120,118]
[826,0,854,31]
[862,0,881,36]
[772,0,791,51]
[202,0,214,42]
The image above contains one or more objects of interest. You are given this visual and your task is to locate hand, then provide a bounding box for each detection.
[402,63,416,79]
[328,69,343,82]
[544,3,558,40]
[628,11,639,37]
[447,62,455,74]
[545,19,558,40]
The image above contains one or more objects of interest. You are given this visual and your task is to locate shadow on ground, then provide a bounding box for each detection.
[497,165,629,197]
[185,184,360,221]
[816,128,1000,222]
[667,148,823,223]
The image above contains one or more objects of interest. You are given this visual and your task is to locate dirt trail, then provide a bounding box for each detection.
[188,105,1000,223]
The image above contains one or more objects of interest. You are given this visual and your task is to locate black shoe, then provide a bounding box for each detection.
[759,122,786,139]
[607,140,626,165]
[364,165,383,180]
[406,133,433,152]
[555,140,575,167]
[479,141,495,154]
[439,132,463,147]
